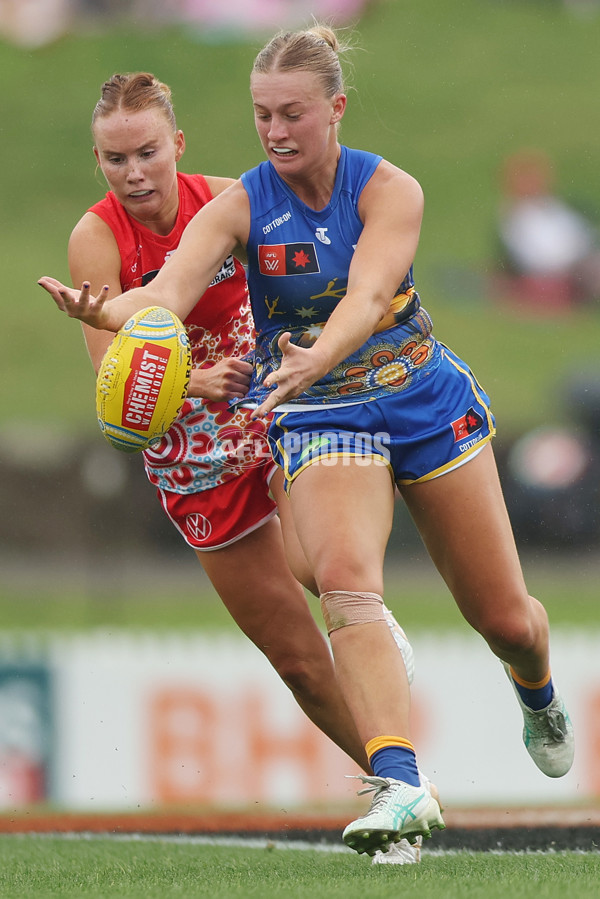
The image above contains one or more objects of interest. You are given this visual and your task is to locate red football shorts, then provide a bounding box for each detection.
[156,465,277,551]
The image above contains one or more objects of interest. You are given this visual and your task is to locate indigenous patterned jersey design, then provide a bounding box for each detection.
[90,172,268,493]
[241,146,441,407]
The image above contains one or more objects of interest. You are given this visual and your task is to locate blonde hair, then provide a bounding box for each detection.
[91,72,177,133]
[252,25,350,97]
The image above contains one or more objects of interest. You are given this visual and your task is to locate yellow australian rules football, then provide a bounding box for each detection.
[96,306,191,453]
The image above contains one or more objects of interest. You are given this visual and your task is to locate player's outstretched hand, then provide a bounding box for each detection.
[188,357,254,403]
[253,332,328,418]
[38,277,111,329]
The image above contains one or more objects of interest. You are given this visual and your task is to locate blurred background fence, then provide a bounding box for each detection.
[1,0,600,812]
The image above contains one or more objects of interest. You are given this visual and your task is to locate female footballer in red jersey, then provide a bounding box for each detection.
[68,71,369,759]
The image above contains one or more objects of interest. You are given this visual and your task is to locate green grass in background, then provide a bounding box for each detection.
[2,0,600,438]
[2,553,599,631]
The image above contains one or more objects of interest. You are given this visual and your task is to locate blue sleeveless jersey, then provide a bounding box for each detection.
[240,145,441,407]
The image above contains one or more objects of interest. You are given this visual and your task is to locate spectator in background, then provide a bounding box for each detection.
[175,0,373,38]
[494,148,600,311]
[0,0,71,47]
[0,0,372,47]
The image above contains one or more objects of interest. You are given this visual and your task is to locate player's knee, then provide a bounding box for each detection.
[310,551,384,598]
[320,590,386,634]
[257,628,333,698]
[480,611,540,657]
[270,652,329,701]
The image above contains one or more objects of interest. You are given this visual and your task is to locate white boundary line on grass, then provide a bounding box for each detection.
[7,832,600,856]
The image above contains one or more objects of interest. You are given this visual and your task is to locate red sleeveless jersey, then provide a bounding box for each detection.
[89,172,252,369]
[89,173,265,494]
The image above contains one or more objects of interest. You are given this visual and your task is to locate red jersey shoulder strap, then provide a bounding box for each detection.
[87,173,214,291]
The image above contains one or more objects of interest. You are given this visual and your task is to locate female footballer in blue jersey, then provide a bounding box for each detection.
[40,25,573,858]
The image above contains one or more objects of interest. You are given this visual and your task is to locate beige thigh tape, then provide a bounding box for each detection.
[320,590,385,634]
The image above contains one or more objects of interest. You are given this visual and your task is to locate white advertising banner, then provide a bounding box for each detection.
[0,630,596,809]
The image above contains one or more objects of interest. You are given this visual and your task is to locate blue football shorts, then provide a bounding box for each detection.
[269,344,496,492]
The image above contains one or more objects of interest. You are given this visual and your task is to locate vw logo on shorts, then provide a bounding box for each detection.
[186,513,212,542]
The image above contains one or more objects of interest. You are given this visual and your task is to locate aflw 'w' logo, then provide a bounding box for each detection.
[258,243,320,276]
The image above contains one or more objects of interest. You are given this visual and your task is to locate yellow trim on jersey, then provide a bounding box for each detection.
[396,345,496,486]
[273,412,394,494]
[273,412,293,486]
[287,452,393,493]
[396,433,493,486]
[443,345,496,436]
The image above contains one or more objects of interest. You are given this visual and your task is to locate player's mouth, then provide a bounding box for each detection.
[271,147,297,158]
[129,189,154,199]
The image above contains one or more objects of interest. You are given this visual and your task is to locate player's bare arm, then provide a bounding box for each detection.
[39,182,252,332]
[202,174,237,197]
[320,162,424,355]
[62,192,253,404]
[68,212,127,371]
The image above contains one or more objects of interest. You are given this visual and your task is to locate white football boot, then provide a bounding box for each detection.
[503,662,574,777]
[371,771,440,865]
[343,775,445,857]
[371,835,422,865]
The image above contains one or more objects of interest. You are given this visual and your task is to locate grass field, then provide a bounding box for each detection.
[0,836,599,898]
[2,549,600,631]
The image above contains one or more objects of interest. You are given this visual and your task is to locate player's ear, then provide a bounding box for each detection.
[175,130,186,162]
[331,93,347,125]
[92,145,107,183]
